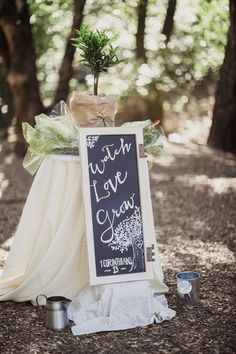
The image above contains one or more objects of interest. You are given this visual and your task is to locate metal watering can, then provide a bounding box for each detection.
[36,294,71,331]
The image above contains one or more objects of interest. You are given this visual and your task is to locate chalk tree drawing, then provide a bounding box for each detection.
[86,135,99,149]
[108,206,144,272]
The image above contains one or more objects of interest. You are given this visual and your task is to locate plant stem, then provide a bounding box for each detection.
[94,72,99,95]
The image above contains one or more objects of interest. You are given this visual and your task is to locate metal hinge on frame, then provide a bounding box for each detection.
[139,143,146,158]
[146,244,155,262]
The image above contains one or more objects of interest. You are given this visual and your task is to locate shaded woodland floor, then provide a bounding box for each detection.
[0,140,236,354]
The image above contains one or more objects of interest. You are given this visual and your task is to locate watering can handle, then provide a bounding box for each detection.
[36,294,47,320]
[36,294,47,306]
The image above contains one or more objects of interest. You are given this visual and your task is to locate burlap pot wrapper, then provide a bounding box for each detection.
[69,91,119,127]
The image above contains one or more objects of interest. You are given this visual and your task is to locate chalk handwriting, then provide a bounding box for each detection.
[88,138,132,175]
[90,170,128,202]
[96,193,135,243]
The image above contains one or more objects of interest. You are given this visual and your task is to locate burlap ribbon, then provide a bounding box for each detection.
[69,91,119,127]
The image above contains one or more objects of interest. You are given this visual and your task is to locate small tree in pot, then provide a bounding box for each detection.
[70,27,121,127]
[72,27,121,95]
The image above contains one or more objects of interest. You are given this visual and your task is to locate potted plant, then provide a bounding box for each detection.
[70,27,121,127]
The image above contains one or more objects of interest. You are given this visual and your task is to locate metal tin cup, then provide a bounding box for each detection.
[36,294,70,331]
[176,271,200,308]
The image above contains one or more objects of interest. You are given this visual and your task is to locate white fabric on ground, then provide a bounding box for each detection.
[68,281,176,335]
[0,155,168,302]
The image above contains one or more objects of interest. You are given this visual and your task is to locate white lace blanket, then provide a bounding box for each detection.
[68,281,176,335]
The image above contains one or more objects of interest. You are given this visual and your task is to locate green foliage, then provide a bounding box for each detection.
[25,0,227,99]
[132,0,229,95]
[0,0,230,132]
[72,26,121,94]
[28,0,73,104]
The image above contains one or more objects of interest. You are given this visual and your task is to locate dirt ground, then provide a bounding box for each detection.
[0,140,236,354]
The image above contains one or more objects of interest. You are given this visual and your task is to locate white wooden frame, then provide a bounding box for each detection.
[79,127,154,285]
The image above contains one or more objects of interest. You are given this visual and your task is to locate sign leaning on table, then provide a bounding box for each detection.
[79,127,155,285]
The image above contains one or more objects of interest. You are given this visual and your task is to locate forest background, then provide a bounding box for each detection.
[0,0,235,154]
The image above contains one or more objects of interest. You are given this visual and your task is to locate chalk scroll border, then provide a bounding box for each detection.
[79,127,154,285]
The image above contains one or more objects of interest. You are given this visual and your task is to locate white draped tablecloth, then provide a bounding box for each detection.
[0,155,89,301]
[0,154,175,332]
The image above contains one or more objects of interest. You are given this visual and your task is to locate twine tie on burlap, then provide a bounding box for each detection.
[97,111,114,127]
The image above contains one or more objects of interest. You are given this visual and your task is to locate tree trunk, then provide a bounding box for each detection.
[0,27,10,71]
[162,0,177,44]
[136,0,148,62]
[207,0,236,154]
[129,243,144,273]
[53,0,86,105]
[0,0,43,139]
[0,0,87,140]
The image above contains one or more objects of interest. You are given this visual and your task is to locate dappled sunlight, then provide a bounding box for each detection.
[0,249,8,268]
[168,114,211,145]
[175,175,236,194]
[152,143,177,167]
[0,172,9,198]
[206,177,236,194]
[150,140,236,283]
[168,133,189,145]
[151,173,172,183]
[153,190,165,200]
[150,141,236,195]
[160,239,235,269]
[4,153,14,165]
[0,236,14,268]
[1,235,14,251]
[192,219,211,233]
[155,154,176,167]
[0,0,235,349]
[150,143,204,170]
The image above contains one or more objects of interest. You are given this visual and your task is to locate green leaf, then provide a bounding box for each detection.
[71,26,121,94]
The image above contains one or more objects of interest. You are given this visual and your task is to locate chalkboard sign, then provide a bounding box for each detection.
[80,127,154,285]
